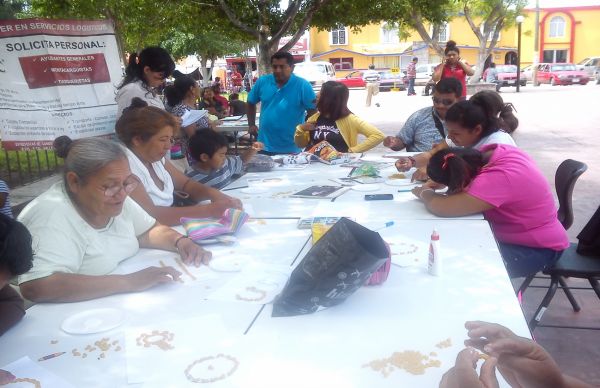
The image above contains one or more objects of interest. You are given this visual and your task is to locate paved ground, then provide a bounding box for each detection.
[9,81,600,384]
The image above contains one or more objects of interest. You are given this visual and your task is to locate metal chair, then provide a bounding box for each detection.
[517,160,595,330]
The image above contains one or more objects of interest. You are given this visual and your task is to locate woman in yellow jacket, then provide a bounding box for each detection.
[294,81,384,153]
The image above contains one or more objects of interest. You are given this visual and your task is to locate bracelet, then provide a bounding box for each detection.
[419,188,435,200]
[174,235,191,249]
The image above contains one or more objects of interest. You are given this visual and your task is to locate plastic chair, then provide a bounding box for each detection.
[517,160,592,330]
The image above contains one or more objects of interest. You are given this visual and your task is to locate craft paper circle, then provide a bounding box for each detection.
[208,256,246,272]
[385,179,416,187]
[351,184,381,192]
[61,308,125,335]
[240,187,269,194]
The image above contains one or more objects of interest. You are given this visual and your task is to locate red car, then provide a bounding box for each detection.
[335,71,365,88]
[535,63,590,86]
[495,64,527,87]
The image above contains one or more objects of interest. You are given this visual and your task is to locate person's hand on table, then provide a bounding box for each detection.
[176,237,212,267]
[248,124,259,136]
[125,266,182,291]
[439,347,499,388]
[383,136,403,151]
[395,157,415,172]
[411,167,429,182]
[422,179,445,190]
[412,185,435,200]
[252,142,264,151]
[208,198,243,218]
[464,321,567,388]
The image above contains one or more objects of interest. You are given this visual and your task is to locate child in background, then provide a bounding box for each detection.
[186,129,263,189]
[0,180,13,218]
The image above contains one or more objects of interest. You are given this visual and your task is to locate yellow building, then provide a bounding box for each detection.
[519,5,600,66]
[310,18,521,76]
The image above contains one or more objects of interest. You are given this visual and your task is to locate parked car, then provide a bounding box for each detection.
[520,64,535,82]
[377,70,407,91]
[335,70,365,88]
[495,64,527,87]
[293,61,336,89]
[595,66,600,84]
[535,63,590,86]
[415,63,438,85]
[576,56,600,79]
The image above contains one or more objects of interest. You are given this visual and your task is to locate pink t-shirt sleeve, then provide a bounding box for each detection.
[467,166,511,207]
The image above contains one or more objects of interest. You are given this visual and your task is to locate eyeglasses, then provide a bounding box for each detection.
[101,176,139,197]
[432,97,455,106]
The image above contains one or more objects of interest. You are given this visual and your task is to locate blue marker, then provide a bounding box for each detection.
[374,221,394,231]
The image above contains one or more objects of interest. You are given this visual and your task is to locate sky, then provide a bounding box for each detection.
[526,0,600,7]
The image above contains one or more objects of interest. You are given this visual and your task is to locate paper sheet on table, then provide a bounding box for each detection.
[206,263,292,304]
[311,200,373,222]
[126,315,250,385]
[1,356,76,388]
[181,109,208,127]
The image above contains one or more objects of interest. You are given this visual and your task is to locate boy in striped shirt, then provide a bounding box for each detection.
[185,129,263,189]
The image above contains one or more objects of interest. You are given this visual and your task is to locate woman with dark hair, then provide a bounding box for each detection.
[432,40,474,98]
[116,98,242,226]
[198,87,225,118]
[17,136,210,303]
[294,81,384,153]
[394,90,517,173]
[115,47,176,118]
[412,146,569,278]
[164,75,211,165]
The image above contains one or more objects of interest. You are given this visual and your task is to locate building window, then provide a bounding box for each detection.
[330,26,347,45]
[429,22,450,42]
[549,16,566,38]
[329,57,354,70]
[543,49,568,63]
[381,23,399,44]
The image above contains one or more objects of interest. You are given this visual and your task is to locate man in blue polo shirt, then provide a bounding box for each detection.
[247,51,316,154]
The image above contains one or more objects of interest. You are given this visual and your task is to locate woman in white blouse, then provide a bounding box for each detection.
[116,98,242,226]
[115,46,175,119]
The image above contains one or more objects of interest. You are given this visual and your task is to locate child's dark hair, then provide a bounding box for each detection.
[0,213,33,277]
[445,90,519,139]
[427,148,485,192]
[164,75,196,107]
[469,90,519,134]
[118,47,175,90]
[317,81,351,121]
[188,128,229,159]
[445,40,460,55]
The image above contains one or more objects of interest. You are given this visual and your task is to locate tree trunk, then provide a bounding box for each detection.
[257,33,278,75]
[470,46,490,84]
[199,56,210,87]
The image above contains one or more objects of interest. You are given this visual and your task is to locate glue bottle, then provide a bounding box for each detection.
[428,228,441,276]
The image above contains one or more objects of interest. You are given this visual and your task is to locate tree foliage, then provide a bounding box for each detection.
[0,0,27,19]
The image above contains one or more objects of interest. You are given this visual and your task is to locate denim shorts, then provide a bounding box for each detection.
[498,242,563,278]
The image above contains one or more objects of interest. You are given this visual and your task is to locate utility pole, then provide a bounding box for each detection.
[533,0,540,86]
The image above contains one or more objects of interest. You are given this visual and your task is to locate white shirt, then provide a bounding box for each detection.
[446,130,516,149]
[17,182,156,284]
[115,80,165,119]
[362,69,380,82]
[124,147,175,207]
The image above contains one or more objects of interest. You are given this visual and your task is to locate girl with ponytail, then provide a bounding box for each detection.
[412,146,569,279]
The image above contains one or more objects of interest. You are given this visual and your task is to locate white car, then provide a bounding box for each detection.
[414,63,438,85]
[293,61,336,89]
[577,57,600,79]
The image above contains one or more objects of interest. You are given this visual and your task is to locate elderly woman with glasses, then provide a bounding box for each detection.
[115,46,175,119]
[116,98,242,226]
[17,137,210,303]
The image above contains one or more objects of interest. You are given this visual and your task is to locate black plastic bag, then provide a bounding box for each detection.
[272,218,389,317]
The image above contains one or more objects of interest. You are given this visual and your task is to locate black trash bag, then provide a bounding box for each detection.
[272,218,389,317]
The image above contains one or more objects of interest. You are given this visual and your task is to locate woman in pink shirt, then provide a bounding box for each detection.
[412,145,569,278]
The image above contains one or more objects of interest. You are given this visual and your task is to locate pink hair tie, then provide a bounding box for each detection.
[442,153,455,170]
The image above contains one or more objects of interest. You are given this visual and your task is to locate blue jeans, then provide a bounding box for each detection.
[498,242,563,278]
[407,78,416,95]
